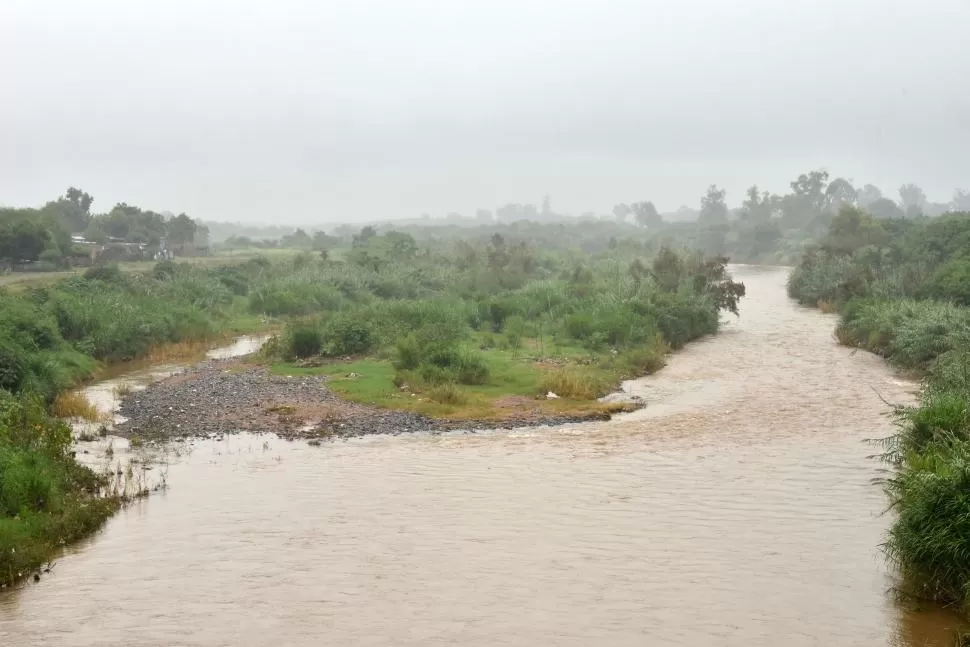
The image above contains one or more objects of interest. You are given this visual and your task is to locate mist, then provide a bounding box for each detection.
[2,0,969,222]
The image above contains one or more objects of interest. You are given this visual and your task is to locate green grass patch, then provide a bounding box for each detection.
[270,340,647,422]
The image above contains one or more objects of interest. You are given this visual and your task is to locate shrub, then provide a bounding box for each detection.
[0,340,28,392]
[922,259,970,306]
[538,368,611,399]
[884,441,970,607]
[322,315,375,356]
[288,324,323,359]
[38,249,65,268]
[153,260,178,279]
[83,264,123,282]
[619,338,667,375]
[426,382,468,405]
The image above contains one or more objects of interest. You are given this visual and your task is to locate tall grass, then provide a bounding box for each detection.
[51,391,101,421]
[0,393,118,586]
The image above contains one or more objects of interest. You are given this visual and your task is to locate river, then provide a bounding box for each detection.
[0,265,964,645]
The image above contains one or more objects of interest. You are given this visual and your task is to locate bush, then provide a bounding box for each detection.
[885,441,970,607]
[651,293,718,349]
[395,337,490,386]
[83,264,123,282]
[38,249,65,269]
[153,260,178,279]
[288,324,323,359]
[426,382,468,405]
[0,340,28,392]
[922,259,970,306]
[322,315,375,356]
[619,339,667,375]
[538,368,611,399]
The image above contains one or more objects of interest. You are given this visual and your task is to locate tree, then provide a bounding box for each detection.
[352,226,377,247]
[792,171,829,209]
[64,187,93,221]
[312,230,340,252]
[631,201,662,228]
[282,228,313,249]
[0,219,50,266]
[867,197,905,220]
[699,185,728,224]
[825,178,858,211]
[898,183,927,218]
[741,185,775,222]
[612,204,631,224]
[823,205,889,254]
[857,184,884,208]
[167,213,197,245]
[193,220,210,247]
[384,231,417,260]
[38,187,95,233]
[952,189,970,212]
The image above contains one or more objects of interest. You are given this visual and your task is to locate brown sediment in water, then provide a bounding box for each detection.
[1,265,966,647]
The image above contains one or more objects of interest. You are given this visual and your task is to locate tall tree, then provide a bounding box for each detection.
[898,183,927,218]
[699,185,728,224]
[631,201,662,228]
[167,213,197,245]
[741,185,775,222]
[0,219,50,266]
[825,178,858,211]
[867,197,905,220]
[857,184,884,208]
[612,204,630,224]
[952,189,970,212]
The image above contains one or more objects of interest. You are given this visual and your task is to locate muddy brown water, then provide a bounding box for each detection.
[0,266,965,646]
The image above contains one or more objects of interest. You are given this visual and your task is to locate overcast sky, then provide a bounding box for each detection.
[2,0,969,223]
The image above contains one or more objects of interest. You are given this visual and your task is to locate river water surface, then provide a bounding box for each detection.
[0,265,964,645]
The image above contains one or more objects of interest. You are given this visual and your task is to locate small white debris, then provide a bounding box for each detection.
[546,391,559,400]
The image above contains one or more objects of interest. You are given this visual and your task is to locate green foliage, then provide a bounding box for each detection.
[797,210,970,614]
[922,258,970,305]
[538,368,612,399]
[321,315,375,357]
[884,441,970,608]
[83,264,124,282]
[288,324,323,359]
[0,394,118,585]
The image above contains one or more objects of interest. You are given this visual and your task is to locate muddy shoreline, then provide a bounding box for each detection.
[114,357,627,441]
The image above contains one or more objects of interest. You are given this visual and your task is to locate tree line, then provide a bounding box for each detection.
[0,187,209,270]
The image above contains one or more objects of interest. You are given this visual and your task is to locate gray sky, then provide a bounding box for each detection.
[3,0,969,223]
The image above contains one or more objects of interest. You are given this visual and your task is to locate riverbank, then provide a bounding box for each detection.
[0,394,120,588]
[788,208,970,620]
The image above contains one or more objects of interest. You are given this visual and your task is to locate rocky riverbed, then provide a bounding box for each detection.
[115,358,621,441]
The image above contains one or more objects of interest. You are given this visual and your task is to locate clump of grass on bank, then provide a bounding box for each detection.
[0,392,119,586]
[51,391,100,421]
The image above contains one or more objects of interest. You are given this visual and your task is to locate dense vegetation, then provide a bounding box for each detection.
[789,208,970,613]
[3,174,965,590]
[0,212,745,584]
[0,187,209,271]
[264,239,744,419]
[0,393,118,586]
